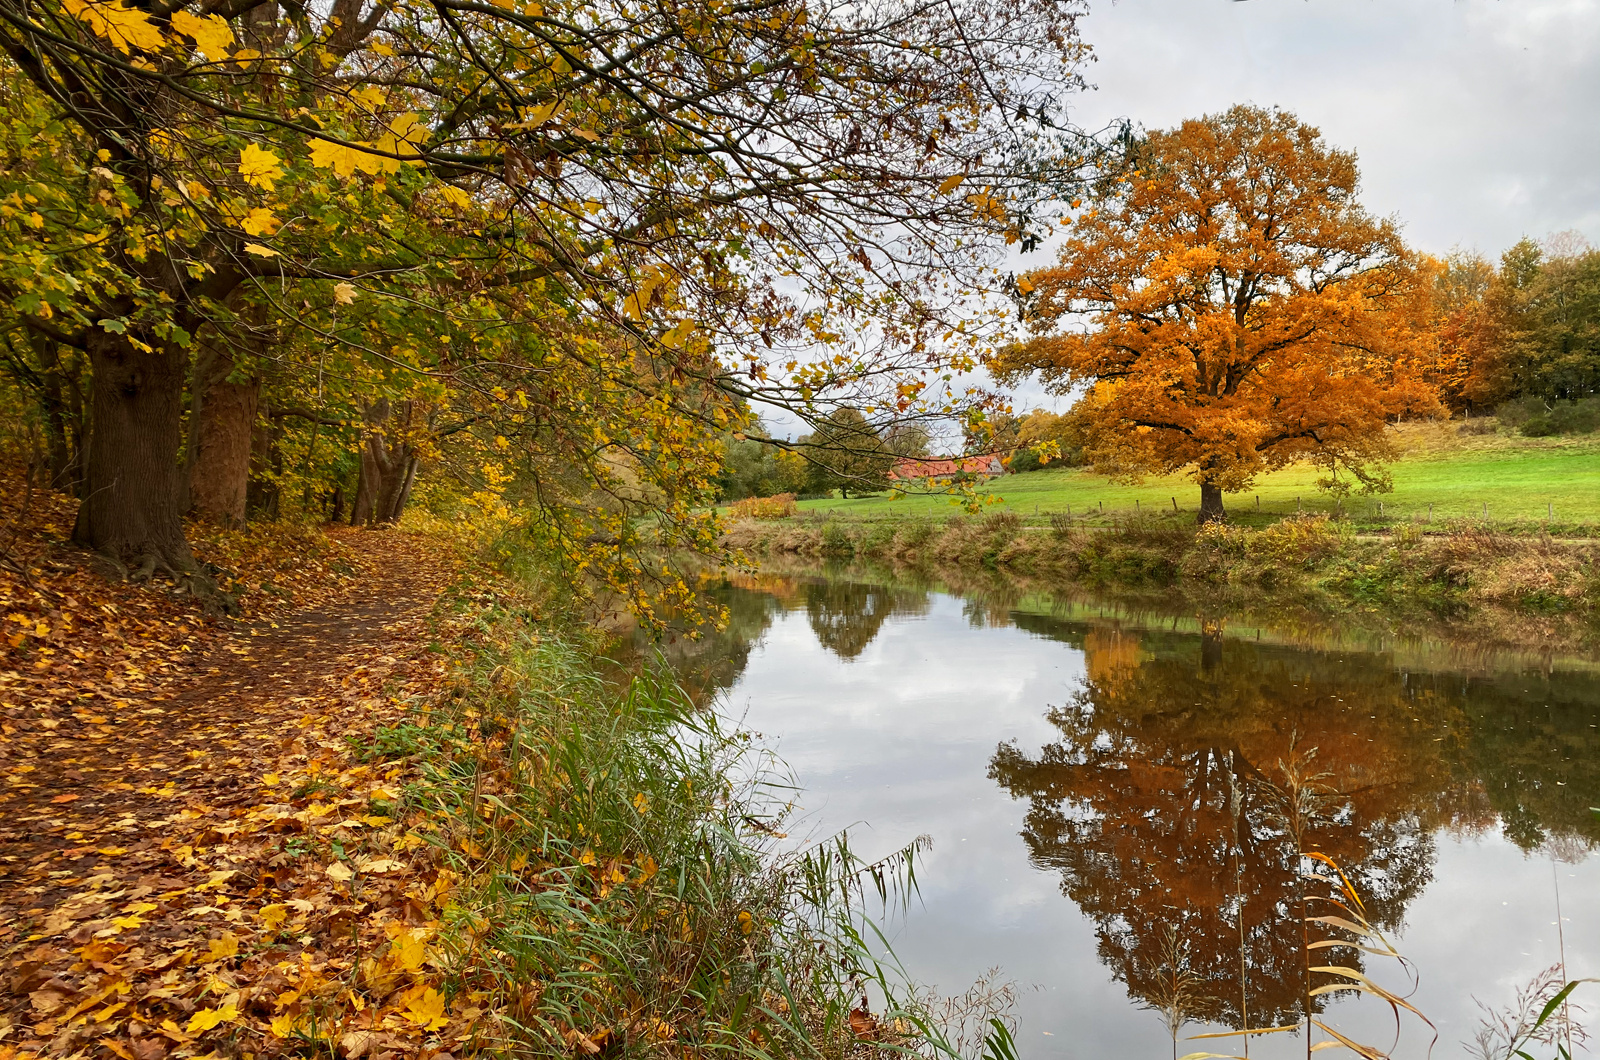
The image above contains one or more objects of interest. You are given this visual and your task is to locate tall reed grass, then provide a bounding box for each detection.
[365,550,1011,1059]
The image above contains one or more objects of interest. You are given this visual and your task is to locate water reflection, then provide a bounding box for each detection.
[988,625,1449,1031]
[618,566,1600,1053]
[803,580,930,660]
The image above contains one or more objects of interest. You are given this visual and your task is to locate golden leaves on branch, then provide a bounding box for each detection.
[307,114,427,179]
[236,144,284,191]
[60,0,163,55]
[239,207,279,236]
[168,10,232,60]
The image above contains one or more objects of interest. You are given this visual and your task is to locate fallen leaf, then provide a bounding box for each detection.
[401,986,448,1030]
[185,1003,239,1033]
[206,933,240,961]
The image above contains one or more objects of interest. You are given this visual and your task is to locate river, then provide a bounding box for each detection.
[638,565,1600,1060]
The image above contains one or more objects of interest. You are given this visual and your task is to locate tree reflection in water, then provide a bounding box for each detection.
[803,579,930,660]
[987,619,1599,1037]
[618,569,1600,1043]
[611,573,933,700]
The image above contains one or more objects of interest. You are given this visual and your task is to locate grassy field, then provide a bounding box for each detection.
[790,422,1600,530]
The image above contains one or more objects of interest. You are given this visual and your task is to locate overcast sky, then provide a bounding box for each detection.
[1062,0,1600,259]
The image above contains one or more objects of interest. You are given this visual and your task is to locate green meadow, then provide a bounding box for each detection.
[790,423,1600,530]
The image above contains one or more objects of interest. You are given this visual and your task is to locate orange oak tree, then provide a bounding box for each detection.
[995,105,1440,522]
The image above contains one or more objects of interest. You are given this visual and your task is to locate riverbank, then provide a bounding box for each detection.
[0,488,949,1058]
[722,512,1600,654]
[387,544,945,1058]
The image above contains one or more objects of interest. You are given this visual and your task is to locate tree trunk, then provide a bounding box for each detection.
[353,398,419,526]
[1200,618,1225,672]
[186,337,260,527]
[71,328,195,575]
[27,331,86,495]
[352,456,373,526]
[248,415,283,520]
[1198,482,1226,524]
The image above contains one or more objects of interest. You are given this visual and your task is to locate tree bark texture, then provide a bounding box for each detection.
[1198,482,1227,524]
[71,327,195,573]
[248,415,283,520]
[186,336,260,527]
[352,398,420,526]
[24,330,87,495]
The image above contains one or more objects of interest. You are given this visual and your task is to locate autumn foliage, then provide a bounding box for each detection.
[727,494,799,521]
[995,106,1441,521]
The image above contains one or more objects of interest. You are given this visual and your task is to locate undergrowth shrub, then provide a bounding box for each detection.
[728,493,799,520]
[1181,521,1248,582]
[819,522,856,558]
[1249,515,1345,567]
[1518,396,1600,437]
[889,518,939,556]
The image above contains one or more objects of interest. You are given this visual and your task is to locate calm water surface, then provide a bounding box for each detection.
[652,569,1600,1059]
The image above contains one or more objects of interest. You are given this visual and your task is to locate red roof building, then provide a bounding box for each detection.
[889,455,1005,481]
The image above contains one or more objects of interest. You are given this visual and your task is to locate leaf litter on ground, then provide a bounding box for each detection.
[0,478,481,1059]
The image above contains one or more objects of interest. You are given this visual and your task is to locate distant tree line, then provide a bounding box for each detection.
[1434,233,1600,432]
[714,410,936,502]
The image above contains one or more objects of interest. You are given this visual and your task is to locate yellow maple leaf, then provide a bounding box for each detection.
[242,242,278,258]
[401,986,448,1030]
[389,929,425,972]
[259,903,288,929]
[387,111,427,149]
[207,933,240,961]
[240,207,278,236]
[268,1012,298,1038]
[325,861,355,881]
[61,0,164,53]
[355,141,399,177]
[186,1003,240,1034]
[237,144,283,190]
[333,281,357,305]
[937,173,965,195]
[170,10,233,60]
[308,137,361,178]
[502,100,564,131]
[659,320,696,350]
[437,185,471,209]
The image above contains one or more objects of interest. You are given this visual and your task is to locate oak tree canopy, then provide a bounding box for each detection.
[995,105,1438,522]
